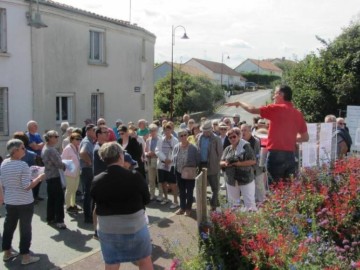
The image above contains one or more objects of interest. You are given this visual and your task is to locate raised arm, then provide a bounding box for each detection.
[225,101,261,115]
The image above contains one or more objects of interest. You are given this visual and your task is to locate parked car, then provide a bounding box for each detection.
[245,82,258,89]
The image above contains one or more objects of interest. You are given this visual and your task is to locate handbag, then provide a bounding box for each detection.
[181,167,197,180]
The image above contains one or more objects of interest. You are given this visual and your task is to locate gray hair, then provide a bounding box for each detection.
[148,123,158,131]
[44,130,59,142]
[26,120,37,129]
[324,114,336,123]
[60,121,70,131]
[98,142,124,165]
[6,139,24,156]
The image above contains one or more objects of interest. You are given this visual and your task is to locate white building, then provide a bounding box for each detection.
[184,58,246,87]
[0,0,155,155]
[234,59,283,77]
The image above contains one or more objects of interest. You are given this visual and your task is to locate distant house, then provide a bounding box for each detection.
[154,62,208,84]
[234,59,283,77]
[184,58,246,87]
[0,0,155,154]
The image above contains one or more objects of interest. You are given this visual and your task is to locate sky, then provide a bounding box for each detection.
[55,0,360,68]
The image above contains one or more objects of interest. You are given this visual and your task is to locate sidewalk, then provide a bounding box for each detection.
[60,213,199,270]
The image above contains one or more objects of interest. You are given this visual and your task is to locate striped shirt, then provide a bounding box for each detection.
[0,159,34,205]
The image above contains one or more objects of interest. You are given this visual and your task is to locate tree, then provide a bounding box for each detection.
[154,71,224,118]
[285,22,360,122]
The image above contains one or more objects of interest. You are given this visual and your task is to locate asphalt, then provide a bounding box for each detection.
[60,212,199,270]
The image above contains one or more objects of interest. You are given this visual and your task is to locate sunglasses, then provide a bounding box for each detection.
[228,135,237,140]
[101,131,109,134]
[179,134,187,138]
[220,128,227,131]
[75,138,82,141]
[51,135,59,138]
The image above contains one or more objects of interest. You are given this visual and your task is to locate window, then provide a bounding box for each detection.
[91,93,104,123]
[89,29,105,63]
[0,8,7,53]
[0,87,9,135]
[56,94,74,123]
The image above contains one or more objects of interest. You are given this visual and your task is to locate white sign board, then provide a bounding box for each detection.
[346,105,360,152]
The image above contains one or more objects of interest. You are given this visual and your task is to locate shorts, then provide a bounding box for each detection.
[98,225,152,264]
[157,167,176,184]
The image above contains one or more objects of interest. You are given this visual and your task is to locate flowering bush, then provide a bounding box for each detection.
[197,157,360,270]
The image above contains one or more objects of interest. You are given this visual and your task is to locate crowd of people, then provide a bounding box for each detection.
[3,85,352,269]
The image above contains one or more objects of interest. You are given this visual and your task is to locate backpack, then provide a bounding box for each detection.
[336,128,352,152]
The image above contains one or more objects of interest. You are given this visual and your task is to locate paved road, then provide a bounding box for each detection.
[0,185,178,270]
[0,90,272,270]
[213,89,272,124]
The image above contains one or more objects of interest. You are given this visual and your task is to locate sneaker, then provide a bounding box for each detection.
[220,183,226,190]
[21,255,40,265]
[160,199,169,205]
[66,207,77,213]
[170,203,179,209]
[184,210,192,216]
[156,197,164,202]
[56,223,67,229]
[3,249,19,262]
[175,208,185,215]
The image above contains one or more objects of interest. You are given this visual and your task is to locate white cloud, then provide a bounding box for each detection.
[55,0,359,64]
[221,39,252,49]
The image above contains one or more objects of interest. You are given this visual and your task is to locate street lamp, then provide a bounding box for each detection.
[170,25,189,120]
[220,52,230,87]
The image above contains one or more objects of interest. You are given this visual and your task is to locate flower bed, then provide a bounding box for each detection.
[188,157,360,269]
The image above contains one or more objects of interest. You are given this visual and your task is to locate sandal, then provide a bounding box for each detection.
[175,209,185,215]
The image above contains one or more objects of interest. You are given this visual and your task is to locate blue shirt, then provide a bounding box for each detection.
[200,136,210,162]
[150,137,158,152]
[22,150,37,167]
[26,132,43,156]
[79,136,95,169]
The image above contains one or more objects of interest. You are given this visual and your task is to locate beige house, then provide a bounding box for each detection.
[0,0,155,154]
[234,58,283,77]
[184,58,246,87]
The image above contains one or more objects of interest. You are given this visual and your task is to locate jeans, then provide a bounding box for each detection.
[80,168,93,220]
[176,172,195,210]
[46,177,65,223]
[266,150,296,184]
[2,203,34,254]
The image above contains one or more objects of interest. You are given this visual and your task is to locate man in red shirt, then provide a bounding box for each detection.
[225,85,309,183]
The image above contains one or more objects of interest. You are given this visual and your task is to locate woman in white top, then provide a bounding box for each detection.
[0,139,45,265]
[61,133,82,213]
[155,123,179,208]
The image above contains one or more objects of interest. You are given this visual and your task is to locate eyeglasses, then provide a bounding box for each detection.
[228,135,237,140]
[225,122,231,124]
[75,138,82,141]
[220,128,227,131]
[98,122,106,125]
[338,122,345,125]
[179,134,187,138]
[52,135,59,138]
[119,132,125,135]
[101,131,109,134]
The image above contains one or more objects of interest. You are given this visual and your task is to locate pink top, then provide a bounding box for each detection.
[61,144,80,178]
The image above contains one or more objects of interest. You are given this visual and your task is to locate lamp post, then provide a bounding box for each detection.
[220,52,230,87]
[170,25,189,120]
